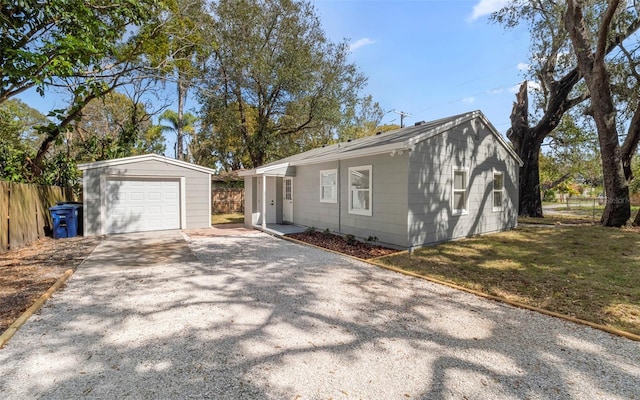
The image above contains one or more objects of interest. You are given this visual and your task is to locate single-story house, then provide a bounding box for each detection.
[78,154,216,236]
[240,110,523,250]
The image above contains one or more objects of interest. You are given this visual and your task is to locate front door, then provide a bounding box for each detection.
[283,177,293,223]
[256,177,277,225]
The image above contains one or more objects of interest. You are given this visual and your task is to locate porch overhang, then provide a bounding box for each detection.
[239,163,296,177]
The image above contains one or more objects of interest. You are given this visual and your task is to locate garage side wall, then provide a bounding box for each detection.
[82,159,211,236]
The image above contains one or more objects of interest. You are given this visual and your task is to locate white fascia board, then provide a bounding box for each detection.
[256,162,290,174]
[78,154,216,175]
[290,142,409,166]
[475,112,524,167]
[77,154,151,170]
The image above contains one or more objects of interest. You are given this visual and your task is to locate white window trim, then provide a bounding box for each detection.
[492,171,504,212]
[319,169,338,203]
[452,167,469,216]
[284,177,293,201]
[348,165,372,216]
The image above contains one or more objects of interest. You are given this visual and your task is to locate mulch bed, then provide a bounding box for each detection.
[287,231,401,259]
[0,236,101,333]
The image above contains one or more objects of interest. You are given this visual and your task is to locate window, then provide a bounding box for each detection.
[493,172,503,211]
[285,178,292,201]
[320,169,337,203]
[452,168,468,214]
[348,165,372,216]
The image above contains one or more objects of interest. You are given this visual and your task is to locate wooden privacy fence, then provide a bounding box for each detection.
[212,188,244,214]
[1,181,74,253]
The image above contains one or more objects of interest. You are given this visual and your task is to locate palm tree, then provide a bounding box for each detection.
[159,110,197,160]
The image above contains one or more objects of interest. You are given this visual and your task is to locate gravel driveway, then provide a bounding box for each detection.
[0,229,638,399]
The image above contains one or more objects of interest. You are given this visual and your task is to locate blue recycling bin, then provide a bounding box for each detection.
[49,204,82,239]
[56,201,83,236]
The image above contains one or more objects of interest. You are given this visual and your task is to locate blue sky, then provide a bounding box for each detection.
[313,0,531,134]
[17,0,531,142]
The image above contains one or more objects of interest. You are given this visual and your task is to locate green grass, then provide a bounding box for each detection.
[377,225,640,335]
[562,205,640,217]
[532,205,640,223]
[519,214,598,225]
[211,213,244,225]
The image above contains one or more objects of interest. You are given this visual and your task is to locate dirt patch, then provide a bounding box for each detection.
[287,231,401,259]
[0,236,101,333]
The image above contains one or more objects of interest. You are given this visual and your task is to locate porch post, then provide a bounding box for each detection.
[261,174,267,229]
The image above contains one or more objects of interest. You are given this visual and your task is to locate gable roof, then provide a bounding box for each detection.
[77,153,217,175]
[241,110,523,176]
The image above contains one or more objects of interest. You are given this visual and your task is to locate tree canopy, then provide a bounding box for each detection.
[144,0,213,160]
[71,92,164,162]
[1,0,167,176]
[0,99,48,182]
[198,0,369,169]
[493,0,640,225]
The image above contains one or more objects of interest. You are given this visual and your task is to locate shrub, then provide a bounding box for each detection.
[344,234,356,246]
[305,226,316,235]
[366,236,378,247]
[543,189,556,202]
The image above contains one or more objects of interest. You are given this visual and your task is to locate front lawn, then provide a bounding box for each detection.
[377,225,640,336]
[211,213,244,225]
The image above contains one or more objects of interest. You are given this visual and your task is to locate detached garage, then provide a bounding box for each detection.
[78,154,216,236]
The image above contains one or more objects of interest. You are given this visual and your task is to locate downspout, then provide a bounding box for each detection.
[338,159,341,233]
[262,174,267,229]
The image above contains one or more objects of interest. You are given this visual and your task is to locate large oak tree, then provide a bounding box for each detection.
[493,1,640,221]
[565,0,640,226]
[198,0,368,169]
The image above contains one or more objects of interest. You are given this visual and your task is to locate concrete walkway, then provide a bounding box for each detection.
[0,230,638,399]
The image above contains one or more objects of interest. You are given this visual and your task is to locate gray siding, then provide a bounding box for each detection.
[339,154,409,248]
[83,169,102,236]
[407,119,519,248]
[243,176,255,226]
[288,156,409,248]
[275,177,283,223]
[83,159,211,235]
[290,161,341,232]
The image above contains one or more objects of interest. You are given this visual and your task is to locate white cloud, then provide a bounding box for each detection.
[462,96,476,104]
[349,38,376,52]
[528,81,542,92]
[509,81,541,93]
[487,88,504,95]
[469,0,510,21]
[517,62,530,71]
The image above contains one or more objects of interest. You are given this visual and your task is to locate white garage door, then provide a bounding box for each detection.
[106,179,180,234]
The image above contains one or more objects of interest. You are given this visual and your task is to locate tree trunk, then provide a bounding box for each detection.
[621,100,640,181]
[634,209,640,226]
[176,74,187,161]
[516,138,545,217]
[507,81,543,217]
[565,0,630,227]
[597,139,630,226]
